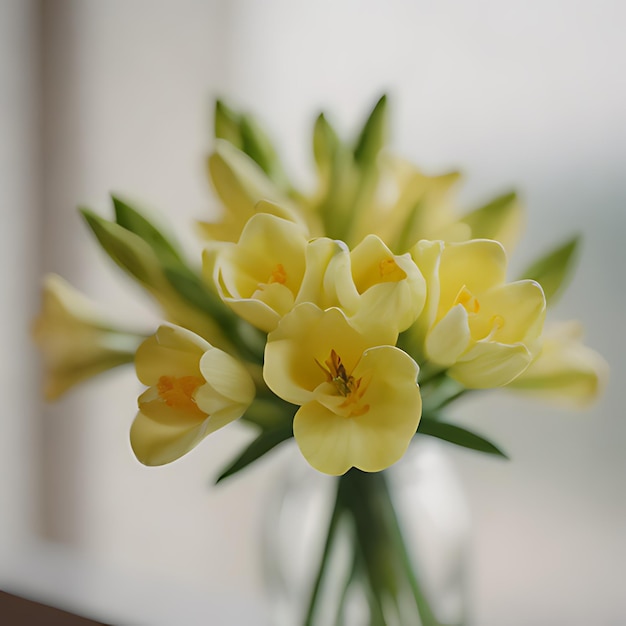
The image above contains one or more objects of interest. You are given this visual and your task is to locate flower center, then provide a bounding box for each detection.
[454,284,480,314]
[316,349,370,417]
[267,263,287,285]
[157,375,205,414]
[378,257,406,283]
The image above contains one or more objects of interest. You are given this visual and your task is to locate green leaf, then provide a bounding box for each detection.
[460,191,522,248]
[240,114,289,188]
[215,422,293,483]
[313,112,341,172]
[393,199,423,254]
[312,113,355,234]
[420,375,466,414]
[417,416,508,458]
[162,264,233,328]
[214,99,244,148]
[303,477,347,625]
[214,100,290,191]
[163,264,266,363]
[240,114,273,174]
[112,196,184,267]
[353,94,388,168]
[518,235,581,306]
[80,208,160,287]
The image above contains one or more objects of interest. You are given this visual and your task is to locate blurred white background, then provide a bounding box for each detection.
[1,1,624,624]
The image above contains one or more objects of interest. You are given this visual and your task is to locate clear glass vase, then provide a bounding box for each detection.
[262,438,471,626]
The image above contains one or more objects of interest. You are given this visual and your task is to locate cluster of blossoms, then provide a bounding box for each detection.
[33,96,607,478]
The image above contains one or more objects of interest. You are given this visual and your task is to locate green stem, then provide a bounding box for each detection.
[418,363,448,386]
[338,469,444,626]
[374,472,443,626]
[305,468,456,625]
[303,480,345,626]
[332,543,359,626]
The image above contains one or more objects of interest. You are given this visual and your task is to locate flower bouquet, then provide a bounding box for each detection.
[33,95,607,625]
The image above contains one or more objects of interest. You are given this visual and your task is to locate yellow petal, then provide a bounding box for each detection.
[346,235,426,338]
[294,346,421,475]
[407,240,444,353]
[295,237,348,309]
[471,280,546,345]
[377,158,461,251]
[32,274,143,400]
[437,239,507,316]
[137,386,205,428]
[425,304,471,366]
[252,281,296,316]
[508,321,609,407]
[135,325,209,386]
[130,409,212,466]
[220,292,284,333]
[214,213,307,331]
[253,199,308,229]
[131,326,254,466]
[322,244,359,311]
[408,239,546,385]
[264,304,372,406]
[197,347,255,406]
[207,142,288,228]
[449,341,532,388]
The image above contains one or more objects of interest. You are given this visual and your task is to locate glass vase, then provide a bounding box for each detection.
[262,438,471,626]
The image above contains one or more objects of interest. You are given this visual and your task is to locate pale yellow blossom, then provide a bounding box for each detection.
[31,274,143,400]
[131,324,255,465]
[507,321,608,407]
[323,234,426,343]
[410,239,546,388]
[198,141,306,242]
[264,304,421,475]
[360,157,523,253]
[207,213,309,332]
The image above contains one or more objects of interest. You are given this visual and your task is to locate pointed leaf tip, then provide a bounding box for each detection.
[110,196,183,267]
[519,235,581,306]
[353,94,389,167]
[418,417,509,459]
[215,423,293,483]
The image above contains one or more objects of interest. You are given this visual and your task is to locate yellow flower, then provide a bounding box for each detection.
[507,321,608,407]
[131,324,255,466]
[410,239,546,388]
[264,304,421,475]
[31,274,143,400]
[295,237,348,309]
[361,157,523,253]
[352,157,466,251]
[199,141,305,242]
[206,213,309,332]
[323,234,426,343]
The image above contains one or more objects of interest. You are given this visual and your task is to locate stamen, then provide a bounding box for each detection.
[315,349,371,417]
[454,285,480,314]
[338,375,371,417]
[378,257,406,282]
[268,263,287,285]
[485,314,505,340]
[379,258,398,277]
[491,314,505,330]
[157,375,205,414]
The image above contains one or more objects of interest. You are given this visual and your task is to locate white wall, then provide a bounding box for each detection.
[2,1,624,624]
